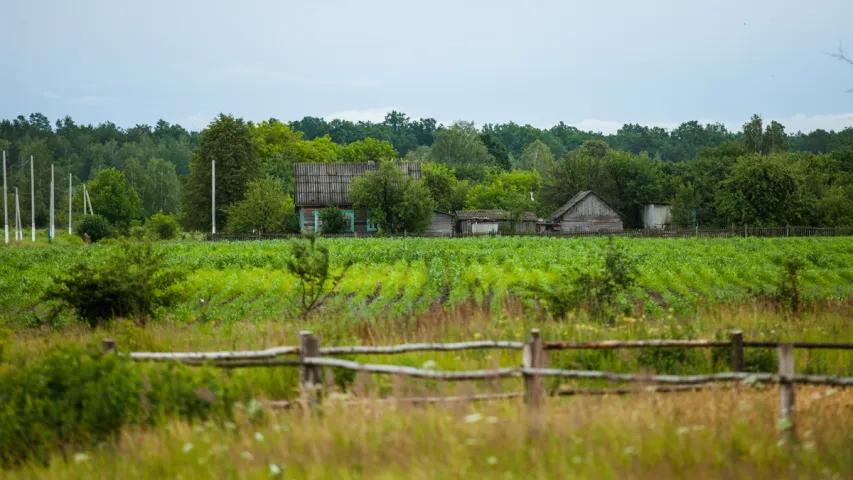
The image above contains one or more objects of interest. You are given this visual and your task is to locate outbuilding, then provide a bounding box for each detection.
[455,210,539,234]
[548,190,624,232]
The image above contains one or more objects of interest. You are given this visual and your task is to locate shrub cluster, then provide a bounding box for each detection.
[0,345,239,467]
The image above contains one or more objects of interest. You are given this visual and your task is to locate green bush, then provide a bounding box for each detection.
[74,214,114,242]
[146,212,180,240]
[44,242,186,327]
[317,207,350,234]
[0,345,239,468]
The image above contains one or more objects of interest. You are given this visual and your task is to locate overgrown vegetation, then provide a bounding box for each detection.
[776,257,806,312]
[74,214,113,242]
[284,234,350,315]
[527,238,640,321]
[0,344,237,468]
[317,207,350,234]
[43,242,186,327]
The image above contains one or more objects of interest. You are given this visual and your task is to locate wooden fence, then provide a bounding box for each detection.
[112,330,853,441]
[206,226,853,242]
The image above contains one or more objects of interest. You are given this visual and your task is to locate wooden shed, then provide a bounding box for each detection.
[548,191,624,232]
[456,210,539,234]
[642,203,672,229]
[294,162,449,235]
[426,211,454,236]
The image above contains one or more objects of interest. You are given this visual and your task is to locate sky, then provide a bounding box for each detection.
[3,0,853,134]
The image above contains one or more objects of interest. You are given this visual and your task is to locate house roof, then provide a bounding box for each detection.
[294,162,422,206]
[455,209,539,221]
[549,190,624,221]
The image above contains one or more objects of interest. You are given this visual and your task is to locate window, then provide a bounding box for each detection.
[314,209,355,233]
[366,212,380,232]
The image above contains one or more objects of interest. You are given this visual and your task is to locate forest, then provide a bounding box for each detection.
[2,111,853,236]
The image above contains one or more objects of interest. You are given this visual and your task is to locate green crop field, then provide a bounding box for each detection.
[3,236,853,326]
[3,236,853,478]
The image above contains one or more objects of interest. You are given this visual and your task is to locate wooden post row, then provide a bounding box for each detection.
[777,344,796,443]
[299,331,322,409]
[522,329,545,410]
[730,330,743,372]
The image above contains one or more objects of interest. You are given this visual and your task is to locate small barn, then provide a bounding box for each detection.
[642,203,672,229]
[548,190,624,232]
[294,162,451,235]
[456,210,539,234]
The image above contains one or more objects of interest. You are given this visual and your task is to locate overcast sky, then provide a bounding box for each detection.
[3,0,853,134]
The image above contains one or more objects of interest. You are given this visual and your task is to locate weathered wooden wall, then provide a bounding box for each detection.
[426,212,454,236]
[558,194,623,232]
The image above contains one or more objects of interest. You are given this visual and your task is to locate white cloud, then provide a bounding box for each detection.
[70,95,114,106]
[325,107,402,124]
[43,91,60,100]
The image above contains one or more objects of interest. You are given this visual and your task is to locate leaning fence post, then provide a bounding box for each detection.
[299,331,322,409]
[730,330,744,372]
[522,329,544,410]
[777,343,796,443]
[102,338,117,354]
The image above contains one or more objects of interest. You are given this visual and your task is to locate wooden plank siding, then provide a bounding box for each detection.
[426,212,454,236]
[294,162,422,207]
[550,191,624,232]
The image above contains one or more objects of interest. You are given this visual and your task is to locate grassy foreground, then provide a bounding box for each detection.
[9,387,853,479]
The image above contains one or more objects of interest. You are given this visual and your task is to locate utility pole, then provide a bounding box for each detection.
[211,160,216,235]
[2,150,7,244]
[85,184,94,214]
[50,164,55,240]
[30,155,35,242]
[15,187,21,241]
[82,184,88,215]
[68,174,72,234]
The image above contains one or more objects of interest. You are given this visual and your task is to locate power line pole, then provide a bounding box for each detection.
[211,159,216,235]
[2,150,7,244]
[50,164,55,240]
[85,184,94,215]
[15,187,21,241]
[30,155,35,242]
[68,173,72,234]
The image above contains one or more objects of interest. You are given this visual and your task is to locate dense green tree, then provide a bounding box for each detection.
[349,161,436,234]
[715,154,803,226]
[421,162,468,213]
[429,121,495,181]
[467,169,542,214]
[225,177,298,234]
[478,133,512,170]
[86,168,142,231]
[181,114,259,231]
[518,140,555,176]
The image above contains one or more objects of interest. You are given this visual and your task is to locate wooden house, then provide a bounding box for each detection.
[548,190,624,232]
[456,210,539,234]
[294,162,451,235]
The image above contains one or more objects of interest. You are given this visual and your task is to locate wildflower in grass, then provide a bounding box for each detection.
[464,413,483,423]
[73,453,89,463]
[422,360,437,369]
[241,451,254,461]
[255,432,265,442]
[182,443,194,453]
[487,456,498,465]
[825,388,838,397]
[269,463,283,476]
[474,332,482,339]
[487,416,498,424]
[677,427,689,435]
[623,446,635,455]
[225,421,237,430]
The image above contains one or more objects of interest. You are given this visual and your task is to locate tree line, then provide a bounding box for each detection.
[2,111,853,239]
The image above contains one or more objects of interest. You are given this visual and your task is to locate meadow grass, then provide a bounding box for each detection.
[8,386,852,479]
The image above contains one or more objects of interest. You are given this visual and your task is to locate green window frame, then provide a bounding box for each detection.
[314,209,355,233]
[366,212,380,232]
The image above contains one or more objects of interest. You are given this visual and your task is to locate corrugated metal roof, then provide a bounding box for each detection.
[294,162,422,206]
[455,209,538,221]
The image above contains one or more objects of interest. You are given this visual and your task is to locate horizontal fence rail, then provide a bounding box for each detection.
[113,329,853,443]
[207,226,853,242]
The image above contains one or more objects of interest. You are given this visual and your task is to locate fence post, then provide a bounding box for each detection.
[730,330,743,372]
[777,343,796,443]
[522,329,544,410]
[299,331,322,409]
[102,338,117,354]
[744,224,748,237]
[786,225,790,237]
